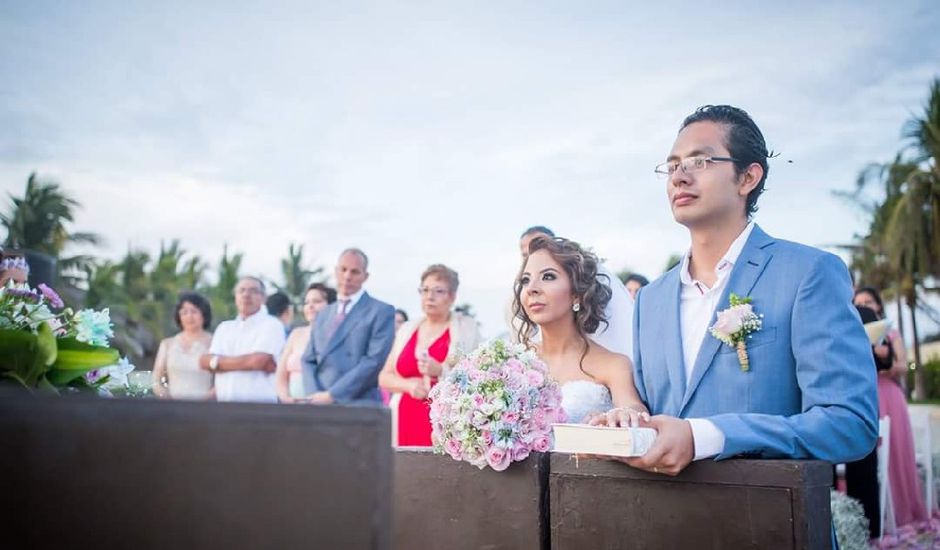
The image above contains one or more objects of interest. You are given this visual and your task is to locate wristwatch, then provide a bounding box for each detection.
[209,355,220,371]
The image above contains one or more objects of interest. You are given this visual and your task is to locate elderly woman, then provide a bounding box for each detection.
[276,282,336,402]
[152,292,214,399]
[379,264,481,446]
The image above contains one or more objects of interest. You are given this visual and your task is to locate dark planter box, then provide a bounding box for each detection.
[550,454,832,550]
[0,392,392,550]
[394,449,550,550]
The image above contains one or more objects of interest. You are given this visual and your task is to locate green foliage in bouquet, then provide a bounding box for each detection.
[0,282,120,393]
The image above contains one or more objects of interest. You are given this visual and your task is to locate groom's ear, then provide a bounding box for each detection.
[737,163,764,197]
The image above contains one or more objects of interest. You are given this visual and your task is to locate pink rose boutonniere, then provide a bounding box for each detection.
[709,293,763,372]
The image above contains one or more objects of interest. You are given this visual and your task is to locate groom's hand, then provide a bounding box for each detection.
[622,415,694,476]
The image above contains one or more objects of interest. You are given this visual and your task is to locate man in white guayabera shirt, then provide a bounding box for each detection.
[200,277,286,402]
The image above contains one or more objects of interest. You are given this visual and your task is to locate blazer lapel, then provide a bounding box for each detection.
[324,292,371,357]
[662,269,687,415]
[679,226,775,415]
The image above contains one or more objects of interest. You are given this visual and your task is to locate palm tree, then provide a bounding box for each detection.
[208,245,243,324]
[276,243,325,311]
[1,173,101,271]
[843,79,940,399]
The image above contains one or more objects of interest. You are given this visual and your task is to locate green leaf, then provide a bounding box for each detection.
[48,338,120,385]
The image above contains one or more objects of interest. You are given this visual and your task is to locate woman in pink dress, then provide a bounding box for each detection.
[275,283,335,402]
[855,286,928,526]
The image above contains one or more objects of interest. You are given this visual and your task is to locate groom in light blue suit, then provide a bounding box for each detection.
[603,105,878,477]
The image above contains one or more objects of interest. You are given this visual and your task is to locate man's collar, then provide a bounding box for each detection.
[338,288,366,306]
[237,304,269,322]
[679,221,756,285]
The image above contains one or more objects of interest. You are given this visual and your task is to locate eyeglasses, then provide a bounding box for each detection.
[654,156,739,178]
[235,287,263,296]
[417,287,450,297]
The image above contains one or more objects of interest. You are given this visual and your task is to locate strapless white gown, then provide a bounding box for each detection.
[560,380,613,424]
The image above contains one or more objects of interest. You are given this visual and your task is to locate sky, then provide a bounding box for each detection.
[1,1,939,338]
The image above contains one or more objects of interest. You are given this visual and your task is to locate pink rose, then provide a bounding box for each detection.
[711,304,753,336]
[526,369,545,387]
[486,447,512,471]
[481,430,494,446]
[502,411,520,424]
[511,444,531,461]
[531,434,551,453]
[445,439,462,459]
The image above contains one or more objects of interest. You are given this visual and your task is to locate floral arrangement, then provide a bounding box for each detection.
[829,490,870,550]
[0,280,125,393]
[428,339,566,471]
[709,293,763,372]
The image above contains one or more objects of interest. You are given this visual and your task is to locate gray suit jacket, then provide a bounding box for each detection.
[301,291,395,404]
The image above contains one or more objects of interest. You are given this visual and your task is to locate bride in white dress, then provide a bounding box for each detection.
[512,236,649,425]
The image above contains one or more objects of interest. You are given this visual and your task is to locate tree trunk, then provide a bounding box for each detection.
[909,291,926,400]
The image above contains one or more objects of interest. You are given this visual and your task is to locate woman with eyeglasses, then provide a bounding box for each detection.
[379,264,481,446]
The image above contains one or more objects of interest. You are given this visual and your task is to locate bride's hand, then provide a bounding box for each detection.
[588,407,651,428]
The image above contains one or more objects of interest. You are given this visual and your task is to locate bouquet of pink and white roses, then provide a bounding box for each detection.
[428,339,566,471]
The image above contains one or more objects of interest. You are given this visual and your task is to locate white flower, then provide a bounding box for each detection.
[711,304,753,338]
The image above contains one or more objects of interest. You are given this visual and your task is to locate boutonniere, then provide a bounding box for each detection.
[709,293,763,372]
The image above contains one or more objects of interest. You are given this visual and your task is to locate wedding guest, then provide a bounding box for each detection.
[379,264,481,446]
[836,304,883,538]
[276,283,335,402]
[596,105,877,480]
[266,291,294,336]
[300,248,395,405]
[152,292,214,400]
[510,226,634,359]
[199,277,286,402]
[624,273,649,300]
[854,286,927,526]
[394,309,409,333]
[0,252,29,286]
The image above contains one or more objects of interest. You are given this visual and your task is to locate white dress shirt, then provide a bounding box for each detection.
[338,288,366,314]
[680,222,755,460]
[209,305,287,403]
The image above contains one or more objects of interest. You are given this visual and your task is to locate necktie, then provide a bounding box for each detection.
[326,299,350,342]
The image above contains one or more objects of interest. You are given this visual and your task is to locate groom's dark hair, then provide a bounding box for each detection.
[681,105,771,218]
[520,225,555,239]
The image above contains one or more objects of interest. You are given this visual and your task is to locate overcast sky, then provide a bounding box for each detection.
[1,1,939,337]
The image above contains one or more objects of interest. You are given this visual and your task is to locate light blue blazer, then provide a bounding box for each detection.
[301,291,395,405]
[633,225,878,462]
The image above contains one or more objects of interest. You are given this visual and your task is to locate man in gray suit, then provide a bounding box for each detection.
[301,248,395,405]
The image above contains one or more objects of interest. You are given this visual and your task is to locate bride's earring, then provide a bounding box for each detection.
[572,303,581,312]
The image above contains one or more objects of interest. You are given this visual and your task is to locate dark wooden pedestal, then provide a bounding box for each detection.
[0,392,392,550]
[394,448,550,550]
[550,454,832,550]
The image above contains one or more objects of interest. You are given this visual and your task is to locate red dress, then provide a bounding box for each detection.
[396,328,450,447]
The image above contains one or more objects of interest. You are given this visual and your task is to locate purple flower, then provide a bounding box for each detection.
[37,284,64,309]
[5,286,40,303]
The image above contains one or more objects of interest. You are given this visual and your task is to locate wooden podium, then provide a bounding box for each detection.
[0,392,392,549]
[550,454,832,549]
[393,450,832,550]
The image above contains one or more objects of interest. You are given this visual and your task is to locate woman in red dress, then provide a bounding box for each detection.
[379,264,481,446]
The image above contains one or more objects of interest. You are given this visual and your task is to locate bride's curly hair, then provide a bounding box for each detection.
[512,236,612,374]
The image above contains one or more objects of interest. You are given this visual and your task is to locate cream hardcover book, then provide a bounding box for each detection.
[551,423,657,457]
[863,319,888,346]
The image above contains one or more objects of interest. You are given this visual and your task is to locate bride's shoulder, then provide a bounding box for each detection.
[587,342,633,377]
